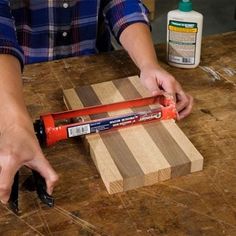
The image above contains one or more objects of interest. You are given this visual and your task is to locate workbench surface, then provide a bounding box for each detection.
[0,32,235,236]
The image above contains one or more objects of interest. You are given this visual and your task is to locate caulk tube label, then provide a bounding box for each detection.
[67,114,138,138]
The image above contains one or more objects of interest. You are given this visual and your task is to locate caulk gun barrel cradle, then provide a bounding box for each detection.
[9,94,177,213]
[33,94,177,147]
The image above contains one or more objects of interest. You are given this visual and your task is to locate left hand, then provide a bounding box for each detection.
[140,63,193,120]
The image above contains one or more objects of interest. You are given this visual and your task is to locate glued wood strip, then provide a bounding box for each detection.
[76,85,145,190]
[161,120,204,173]
[63,88,124,193]
[88,135,124,193]
[113,78,191,178]
[129,76,203,172]
[92,82,170,185]
[129,76,202,174]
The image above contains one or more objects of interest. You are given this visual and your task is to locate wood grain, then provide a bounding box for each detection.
[113,78,192,178]
[91,81,169,186]
[63,76,204,193]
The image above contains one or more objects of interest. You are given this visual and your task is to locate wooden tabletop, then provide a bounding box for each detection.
[0,32,235,236]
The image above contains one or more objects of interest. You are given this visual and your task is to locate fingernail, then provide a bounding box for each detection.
[47,187,53,195]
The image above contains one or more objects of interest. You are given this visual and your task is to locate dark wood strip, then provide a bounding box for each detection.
[75,86,145,180]
[76,86,107,120]
[145,122,191,178]
[113,78,191,177]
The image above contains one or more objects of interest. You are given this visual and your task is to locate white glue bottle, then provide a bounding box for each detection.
[167,0,203,68]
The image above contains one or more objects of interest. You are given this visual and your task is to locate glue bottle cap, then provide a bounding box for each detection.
[179,0,193,12]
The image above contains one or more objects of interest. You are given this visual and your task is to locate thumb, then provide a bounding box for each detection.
[0,167,16,204]
[27,156,59,195]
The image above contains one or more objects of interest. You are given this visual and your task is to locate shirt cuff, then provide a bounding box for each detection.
[116,19,150,44]
[0,39,25,71]
[104,1,150,44]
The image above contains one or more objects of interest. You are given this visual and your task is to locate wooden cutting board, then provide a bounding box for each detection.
[63,76,203,194]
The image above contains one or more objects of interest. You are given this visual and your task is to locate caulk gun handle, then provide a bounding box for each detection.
[8,171,19,214]
[32,170,54,207]
[33,119,46,147]
[33,120,54,207]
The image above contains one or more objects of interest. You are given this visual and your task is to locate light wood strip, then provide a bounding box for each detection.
[88,135,124,193]
[161,120,204,173]
[128,76,161,110]
[145,122,191,178]
[119,77,191,178]
[63,89,124,193]
[75,85,145,190]
[92,81,171,185]
[63,88,84,110]
[63,88,91,121]
[128,76,150,97]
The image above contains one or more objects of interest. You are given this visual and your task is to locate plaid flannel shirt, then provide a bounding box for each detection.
[0,0,149,68]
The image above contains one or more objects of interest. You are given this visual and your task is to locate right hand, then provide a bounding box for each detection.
[140,63,193,120]
[0,115,58,204]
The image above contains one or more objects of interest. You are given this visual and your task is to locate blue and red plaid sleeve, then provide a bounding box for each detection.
[103,0,150,42]
[0,0,149,66]
[0,1,24,68]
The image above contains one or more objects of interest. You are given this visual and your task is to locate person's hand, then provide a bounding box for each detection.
[0,115,58,204]
[140,63,193,120]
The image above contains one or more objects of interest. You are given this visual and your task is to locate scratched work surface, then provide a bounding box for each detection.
[0,32,235,235]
